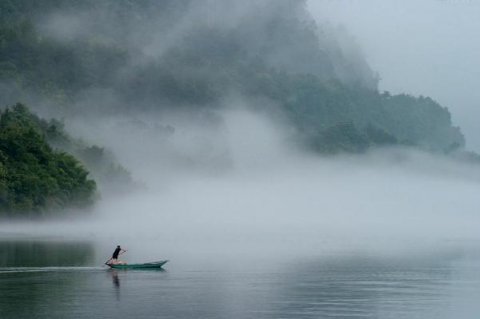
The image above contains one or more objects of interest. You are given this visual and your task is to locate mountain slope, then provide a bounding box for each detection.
[0,0,466,153]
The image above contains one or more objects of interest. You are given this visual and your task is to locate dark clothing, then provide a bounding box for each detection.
[112,247,121,259]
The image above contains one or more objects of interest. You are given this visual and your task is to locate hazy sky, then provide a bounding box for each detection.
[308,0,480,151]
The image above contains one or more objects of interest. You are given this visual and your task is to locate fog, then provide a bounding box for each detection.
[2,106,480,265]
[2,0,480,266]
[308,0,480,151]
[26,0,377,119]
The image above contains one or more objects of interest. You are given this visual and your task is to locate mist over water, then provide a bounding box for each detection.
[2,2,480,318]
[2,108,480,266]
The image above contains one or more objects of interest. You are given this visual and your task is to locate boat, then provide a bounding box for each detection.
[107,260,168,269]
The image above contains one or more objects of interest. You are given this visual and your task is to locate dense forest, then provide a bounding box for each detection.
[0,102,134,215]
[0,0,472,214]
[0,104,95,215]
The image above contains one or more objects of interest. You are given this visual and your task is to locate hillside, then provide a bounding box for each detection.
[0,104,96,215]
[0,0,466,154]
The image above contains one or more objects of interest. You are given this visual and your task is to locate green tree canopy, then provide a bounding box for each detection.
[0,103,96,216]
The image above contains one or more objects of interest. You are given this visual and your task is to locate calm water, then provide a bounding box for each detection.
[1,239,480,319]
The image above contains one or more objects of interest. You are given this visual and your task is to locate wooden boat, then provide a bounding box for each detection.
[107,260,168,269]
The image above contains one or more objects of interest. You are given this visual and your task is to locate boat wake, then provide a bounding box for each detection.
[0,266,104,274]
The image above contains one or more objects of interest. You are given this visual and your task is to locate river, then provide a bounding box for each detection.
[1,238,480,319]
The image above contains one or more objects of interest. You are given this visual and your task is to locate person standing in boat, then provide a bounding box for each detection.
[108,245,127,265]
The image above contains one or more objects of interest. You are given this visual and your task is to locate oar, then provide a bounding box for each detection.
[105,250,127,266]
[105,256,113,266]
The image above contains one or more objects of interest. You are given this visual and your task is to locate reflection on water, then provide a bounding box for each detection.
[0,239,94,267]
[0,239,96,319]
[1,239,480,319]
[109,270,121,301]
[111,269,121,288]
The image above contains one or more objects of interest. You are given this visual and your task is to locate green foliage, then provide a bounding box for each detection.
[0,2,127,107]
[0,104,133,194]
[0,0,468,155]
[262,75,465,153]
[0,103,96,216]
[308,122,399,154]
[312,122,369,154]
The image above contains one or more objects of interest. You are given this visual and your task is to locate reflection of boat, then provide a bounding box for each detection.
[107,260,168,269]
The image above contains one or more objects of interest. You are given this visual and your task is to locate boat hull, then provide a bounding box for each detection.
[107,260,168,269]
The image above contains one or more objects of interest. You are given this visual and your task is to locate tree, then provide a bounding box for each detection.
[0,103,96,216]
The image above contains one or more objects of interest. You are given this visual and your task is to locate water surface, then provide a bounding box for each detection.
[1,239,480,319]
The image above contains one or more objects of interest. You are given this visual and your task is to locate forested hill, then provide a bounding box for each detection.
[0,104,96,215]
[0,0,466,153]
[0,103,133,216]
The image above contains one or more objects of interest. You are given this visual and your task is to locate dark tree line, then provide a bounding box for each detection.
[0,104,96,215]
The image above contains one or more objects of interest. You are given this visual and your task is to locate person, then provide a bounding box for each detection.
[108,245,127,265]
